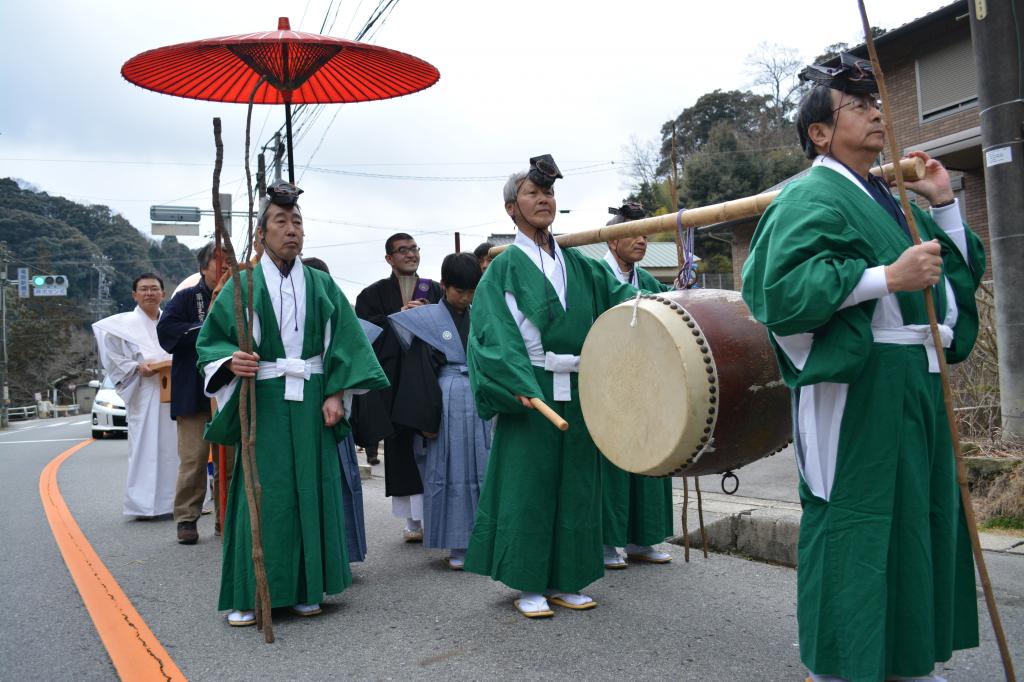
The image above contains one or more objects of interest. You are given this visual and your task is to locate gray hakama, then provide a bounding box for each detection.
[336,318,383,562]
[389,303,492,550]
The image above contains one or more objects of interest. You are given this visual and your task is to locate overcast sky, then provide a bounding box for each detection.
[1,0,948,298]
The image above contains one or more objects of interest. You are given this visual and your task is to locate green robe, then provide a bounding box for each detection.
[197,264,388,611]
[464,244,635,593]
[594,256,675,547]
[741,165,983,681]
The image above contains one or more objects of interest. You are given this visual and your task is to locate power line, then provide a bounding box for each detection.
[298,0,314,29]
[302,161,617,182]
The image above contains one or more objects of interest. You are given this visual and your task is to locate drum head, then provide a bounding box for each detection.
[581,290,791,478]
[579,296,712,476]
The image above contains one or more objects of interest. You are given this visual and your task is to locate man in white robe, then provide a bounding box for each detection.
[92,273,179,518]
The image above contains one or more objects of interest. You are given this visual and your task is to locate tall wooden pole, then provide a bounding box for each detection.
[213,118,274,643]
[857,3,1014,679]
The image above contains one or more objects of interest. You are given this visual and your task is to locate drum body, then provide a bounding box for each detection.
[579,289,790,477]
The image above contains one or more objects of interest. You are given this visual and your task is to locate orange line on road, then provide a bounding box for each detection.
[39,439,187,682]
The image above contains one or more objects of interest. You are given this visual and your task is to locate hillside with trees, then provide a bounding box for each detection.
[1,177,197,404]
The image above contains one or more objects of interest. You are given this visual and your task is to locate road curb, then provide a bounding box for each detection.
[668,488,1023,566]
[669,490,802,567]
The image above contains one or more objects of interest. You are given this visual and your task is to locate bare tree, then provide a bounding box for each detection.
[746,42,804,128]
[621,135,661,190]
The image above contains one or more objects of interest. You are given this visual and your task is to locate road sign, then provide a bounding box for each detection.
[151,222,201,237]
[150,206,201,223]
[17,267,28,298]
[219,193,232,237]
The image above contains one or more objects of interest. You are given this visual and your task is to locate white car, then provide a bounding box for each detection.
[90,376,127,439]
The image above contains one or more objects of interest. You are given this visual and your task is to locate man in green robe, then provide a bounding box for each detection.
[596,202,674,569]
[464,155,637,619]
[197,181,388,627]
[741,55,982,682]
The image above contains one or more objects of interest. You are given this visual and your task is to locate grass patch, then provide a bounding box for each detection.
[981,516,1024,531]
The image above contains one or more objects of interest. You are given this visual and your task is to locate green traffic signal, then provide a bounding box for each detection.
[32,275,46,286]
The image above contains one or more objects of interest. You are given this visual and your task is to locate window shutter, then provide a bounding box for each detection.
[917,38,978,118]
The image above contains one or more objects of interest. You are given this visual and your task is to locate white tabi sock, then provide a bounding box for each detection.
[625,543,672,561]
[545,591,594,607]
[517,592,550,613]
[625,543,654,554]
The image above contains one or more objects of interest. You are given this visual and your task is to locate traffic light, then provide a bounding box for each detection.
[31,274,68,296]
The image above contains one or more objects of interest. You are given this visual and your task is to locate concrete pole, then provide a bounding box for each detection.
[0,243,8,429]
[969,0,1024,439]
[273,133,283,182]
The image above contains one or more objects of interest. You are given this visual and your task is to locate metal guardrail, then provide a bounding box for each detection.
[7,406,37,421]
[5,404,79,421]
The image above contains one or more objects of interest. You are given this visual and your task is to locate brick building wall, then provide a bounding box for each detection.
[879,18,989,271]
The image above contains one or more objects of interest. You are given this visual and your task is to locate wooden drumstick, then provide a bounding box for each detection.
[529,397,569,431]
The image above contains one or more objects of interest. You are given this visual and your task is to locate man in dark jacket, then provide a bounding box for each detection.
[157,242,222,544]
[354,233,442,541]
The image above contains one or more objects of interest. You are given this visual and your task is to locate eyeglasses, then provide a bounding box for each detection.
[833,95,881,115]
[389,246,420,256]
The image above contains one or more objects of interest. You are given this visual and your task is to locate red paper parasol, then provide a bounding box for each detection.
[122,17,439,181]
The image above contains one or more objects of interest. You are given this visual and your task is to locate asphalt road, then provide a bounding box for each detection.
[1,416,1021,681]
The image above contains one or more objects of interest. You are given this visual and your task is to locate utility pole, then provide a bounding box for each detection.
[89,254,114,321]
[273,132,283,182]
[257,153,267,198]
[670,122,684,267]
[0,242,8,428]
[969,0,1024,439]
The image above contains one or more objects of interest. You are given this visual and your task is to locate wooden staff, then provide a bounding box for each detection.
[529,397,569,431]
[681,480,690,562]
[695,477,708,559]
[212,118,274,643]
[856,3,1014,679]
[488,158,924,258]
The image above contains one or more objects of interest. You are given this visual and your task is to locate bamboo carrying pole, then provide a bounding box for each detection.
[856,3,1015,680]
[212,118,274,643]
[488,158,924,258]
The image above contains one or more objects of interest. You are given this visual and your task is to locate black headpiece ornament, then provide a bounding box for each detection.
[798,52,878,95]
[608,202,647,221]
[527,154,563,189]
[265,180,304,207]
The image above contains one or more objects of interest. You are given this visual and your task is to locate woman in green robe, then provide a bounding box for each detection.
[596,215,676,569]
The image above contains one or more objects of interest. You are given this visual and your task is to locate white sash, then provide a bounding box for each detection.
[872,324,953,373]
[529,351,580,401]
[257,356,324,401]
